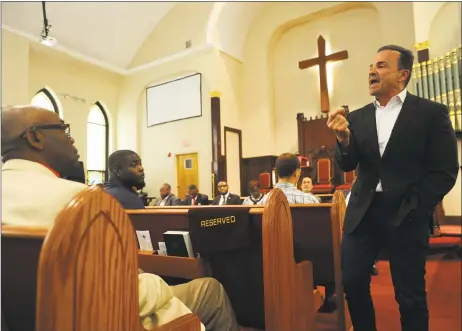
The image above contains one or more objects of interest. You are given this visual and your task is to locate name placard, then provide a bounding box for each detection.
[188,207,251,253]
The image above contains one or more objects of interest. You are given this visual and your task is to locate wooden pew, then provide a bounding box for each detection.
[1,186,201,331]
[128,193,351,330]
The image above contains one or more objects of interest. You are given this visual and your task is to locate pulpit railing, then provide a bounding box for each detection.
[412,46,462,132]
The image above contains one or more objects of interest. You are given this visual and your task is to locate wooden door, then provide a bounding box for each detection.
[176,153,199,199]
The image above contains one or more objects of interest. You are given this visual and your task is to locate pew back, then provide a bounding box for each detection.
[128,195,350,330]
[36,185,141,331]
[1,226,48,331]
[2,186,201,331]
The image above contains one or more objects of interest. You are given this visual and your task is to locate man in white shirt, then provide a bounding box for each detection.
[153,183,178,206]
[1,106,240,331]
[212,181,242,205]
[328,45,458,331]
[300,176,321,203]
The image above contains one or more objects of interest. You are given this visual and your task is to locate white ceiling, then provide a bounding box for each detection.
[1,1,176,70]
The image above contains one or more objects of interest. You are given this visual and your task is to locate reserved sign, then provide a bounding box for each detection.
[188,207,251,253]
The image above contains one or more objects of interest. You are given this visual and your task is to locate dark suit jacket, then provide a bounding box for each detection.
[211,193,242,205]
[336,93,459,234]
[182,193,209,205]
[154,193,177,206]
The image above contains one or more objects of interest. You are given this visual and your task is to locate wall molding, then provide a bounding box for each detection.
[2,24,217,76]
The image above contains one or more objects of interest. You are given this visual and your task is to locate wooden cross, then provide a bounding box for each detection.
[299,35,348,113]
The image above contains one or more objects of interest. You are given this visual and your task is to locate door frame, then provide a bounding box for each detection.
[223,126,243,196]
[175,152,199,199]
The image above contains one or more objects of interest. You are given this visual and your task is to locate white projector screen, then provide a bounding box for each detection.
[146,73,202,127]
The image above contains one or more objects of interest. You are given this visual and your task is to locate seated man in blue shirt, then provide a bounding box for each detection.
[104,150,146,209]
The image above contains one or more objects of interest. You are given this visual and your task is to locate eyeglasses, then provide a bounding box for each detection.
[21,123,71,139]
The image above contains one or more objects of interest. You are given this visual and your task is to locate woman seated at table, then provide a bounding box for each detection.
[242,180,265,205]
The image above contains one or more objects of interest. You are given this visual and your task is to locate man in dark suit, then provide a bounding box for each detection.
[327,45,459,331]
[182,184,209,205]
[211,181,242,205]
[153,183,178,206]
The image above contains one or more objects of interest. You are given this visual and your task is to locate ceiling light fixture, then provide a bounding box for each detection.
[40,1,57,47]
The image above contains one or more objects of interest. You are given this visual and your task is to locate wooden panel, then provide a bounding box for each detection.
[241,155,277,196]
[127,199,352,331]
[138,252,208,279]
[35,186,141,331]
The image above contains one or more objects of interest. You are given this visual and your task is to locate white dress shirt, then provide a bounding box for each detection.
[219,192,229,205]
[373,89,407,192]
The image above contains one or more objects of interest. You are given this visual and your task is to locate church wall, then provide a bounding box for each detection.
[443,140,461,217]
[240,2,416,158]
[119,49,218,198]
[272,7,381,155]
[1,29,122,173]
[428,2,462,58]
[128,2,213,69]
[1,29,30,105]
[28,46,123,170]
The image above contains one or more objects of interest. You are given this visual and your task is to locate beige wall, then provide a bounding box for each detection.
[272,7,381,154]
[1,29,122,172]
[428,2,462,58]
[240,1,416,158]
[118,48,218,198]
[1,29,30,105]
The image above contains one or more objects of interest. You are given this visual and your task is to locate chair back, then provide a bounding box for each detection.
[316,158,332,184]
[259,172,271,188]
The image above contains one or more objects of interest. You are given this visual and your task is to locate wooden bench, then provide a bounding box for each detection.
[128,190,351,331]
[2,186,201,331]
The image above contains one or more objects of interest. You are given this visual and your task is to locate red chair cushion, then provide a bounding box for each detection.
[312,184,335,193]
[259,173,271,188]
[336,184,352,191]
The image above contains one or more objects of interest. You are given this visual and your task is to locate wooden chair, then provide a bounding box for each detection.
[336,170,356,191]
[312,158,335,194]
[2,186,200,331]
[262,188,321,331]
[259,172,272,194]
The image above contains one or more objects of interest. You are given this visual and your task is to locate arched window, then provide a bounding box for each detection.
[86,102,109,185]
[31,88,61,117]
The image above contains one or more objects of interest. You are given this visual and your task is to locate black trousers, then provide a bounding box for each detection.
[342,193,429,331]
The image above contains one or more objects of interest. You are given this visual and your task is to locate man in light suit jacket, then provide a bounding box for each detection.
[182,184,209,205]
[154,183,178,206]
[1,106,240,331]
[328,45,458,331]
[212,181,242,205]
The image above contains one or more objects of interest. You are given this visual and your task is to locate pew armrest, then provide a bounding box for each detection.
[153,313,201,331]
[138,253,209,280]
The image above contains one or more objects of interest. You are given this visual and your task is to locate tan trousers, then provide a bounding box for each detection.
[171,277,240,331]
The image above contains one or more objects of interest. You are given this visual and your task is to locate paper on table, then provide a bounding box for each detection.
[136,230,154,251]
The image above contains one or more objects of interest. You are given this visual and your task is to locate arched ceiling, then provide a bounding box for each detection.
[3,2,354,73]
[1,1,176,72]
[209,2,267,62]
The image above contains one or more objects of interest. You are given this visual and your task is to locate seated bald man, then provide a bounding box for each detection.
[2,106,84,227]
[1,106,241,331]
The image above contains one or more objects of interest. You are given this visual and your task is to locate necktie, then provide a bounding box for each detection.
[192,198,196,205]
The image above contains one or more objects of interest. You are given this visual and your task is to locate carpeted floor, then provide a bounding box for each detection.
[315,254,461,330]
